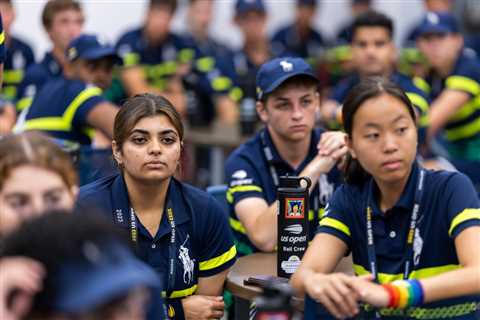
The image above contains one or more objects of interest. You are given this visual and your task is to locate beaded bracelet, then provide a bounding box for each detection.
[382,279,424,309]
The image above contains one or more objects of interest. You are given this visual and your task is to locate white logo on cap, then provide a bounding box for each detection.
[427,12,439,25]
[232,170,248,179]
[280,60,293,72]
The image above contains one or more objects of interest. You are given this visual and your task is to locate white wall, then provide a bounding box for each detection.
[11,0,425,60]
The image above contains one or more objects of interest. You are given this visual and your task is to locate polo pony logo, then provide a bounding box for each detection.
[280,60,293,72]
[179,235,195,284]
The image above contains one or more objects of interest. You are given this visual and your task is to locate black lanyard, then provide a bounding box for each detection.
[130,198,177,295]
[260,130,320,213]
[366,168,425,282]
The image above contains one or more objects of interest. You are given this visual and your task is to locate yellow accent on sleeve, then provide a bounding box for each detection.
[446,76,480,96]
[0,31,5,45]
[24,86,102,132]
[168,285,198,299]
[226,185,263,203]
[199,245,237,271]
[448,208,480,236]
[123,52,140,67]
[319,217,351,237]
[445,117,480,141]
[228,87,243,102]
[406,92,429,114]
[413,77,431,94]
[229,217,247,234]
[16,97,33,111]
[196,56,215,73]
[212,76,232,91]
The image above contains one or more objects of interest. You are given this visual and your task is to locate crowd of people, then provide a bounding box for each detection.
[0,0,479,320]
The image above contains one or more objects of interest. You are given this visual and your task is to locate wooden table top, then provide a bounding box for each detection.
[226,252,354,309]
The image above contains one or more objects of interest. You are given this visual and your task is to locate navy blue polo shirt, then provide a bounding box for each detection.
[225,128,342,256]
[222,50,262,102]
[330,72,430,143]
[20,77,106,145]
[78,174,237,319]
[16,51,63,112]
[422,51,480,144]
[271,24,327,65]
[3,36,35,101]
[317,162,480,319]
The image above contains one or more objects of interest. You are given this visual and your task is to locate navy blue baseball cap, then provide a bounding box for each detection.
[51,242,161,314]
[235,0,265,15]
[256,57,318,100]
[416,12,458,38]
[66,34,121,63]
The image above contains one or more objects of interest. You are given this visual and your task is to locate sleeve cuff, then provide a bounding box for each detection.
[166,298,185,319]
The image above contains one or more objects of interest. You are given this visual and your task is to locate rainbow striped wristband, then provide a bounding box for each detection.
[382,279,424,309]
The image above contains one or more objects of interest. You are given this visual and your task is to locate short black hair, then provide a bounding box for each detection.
[1,210,130,315]
[351,10,394,42]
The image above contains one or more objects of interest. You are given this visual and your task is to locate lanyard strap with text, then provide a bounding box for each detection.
[366,168,425,282]
[130,199,177,294]
[260,130,320,213]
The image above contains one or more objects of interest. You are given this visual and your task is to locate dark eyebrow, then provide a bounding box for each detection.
[274,93,313,102]
[391,114,408,123]
[130,129,178,136]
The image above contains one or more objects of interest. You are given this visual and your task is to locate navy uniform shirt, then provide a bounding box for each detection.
[317,162,480,319]
[271,24,327,66]
[78,174,237,319]
[422,51,480,145]
[3,36,35,101]
[16,51,63,112]
[330,72,430,144]
[116,28,237,126]
[19,77,105,145]
[223,50,263,103]
[225,127,342,257]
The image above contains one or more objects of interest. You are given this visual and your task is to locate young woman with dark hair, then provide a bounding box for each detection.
[77,93,236,320]
[291,78,479,319]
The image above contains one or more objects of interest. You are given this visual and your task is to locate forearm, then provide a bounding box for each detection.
[249,203,278,252]
[300,157,335,194]
[290,265,316,295]
[421,266,480,303]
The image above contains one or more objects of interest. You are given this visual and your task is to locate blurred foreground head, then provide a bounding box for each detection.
[1,210,162,320]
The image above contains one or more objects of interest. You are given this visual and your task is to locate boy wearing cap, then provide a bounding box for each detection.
[15,34,120,145]
[416,12,480,162]
[16,0,84,112]
[225,57,347,256]
[271,0,327,65]
[320,11,430,148]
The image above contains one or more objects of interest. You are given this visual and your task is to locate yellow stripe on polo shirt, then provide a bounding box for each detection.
[446,76,480,96]
[24,86,102,132]
[319,217,351,237]
[199,245,237,271]
[449,208,480,236]
[226,185,263,203]
[169,285,198,299]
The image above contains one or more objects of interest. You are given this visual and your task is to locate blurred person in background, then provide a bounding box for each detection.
[416,11,480,189]
[15,0,84,113]
[15,34,120,146]
[180,0,239,127]
[0,132,78,236]
[1,211,166,320]
[0,12,5,85]
[320,10,430,155]
[0,0,35,103]
[271,0,328,66]
[335,0,371,45]
[78,93,237,320]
